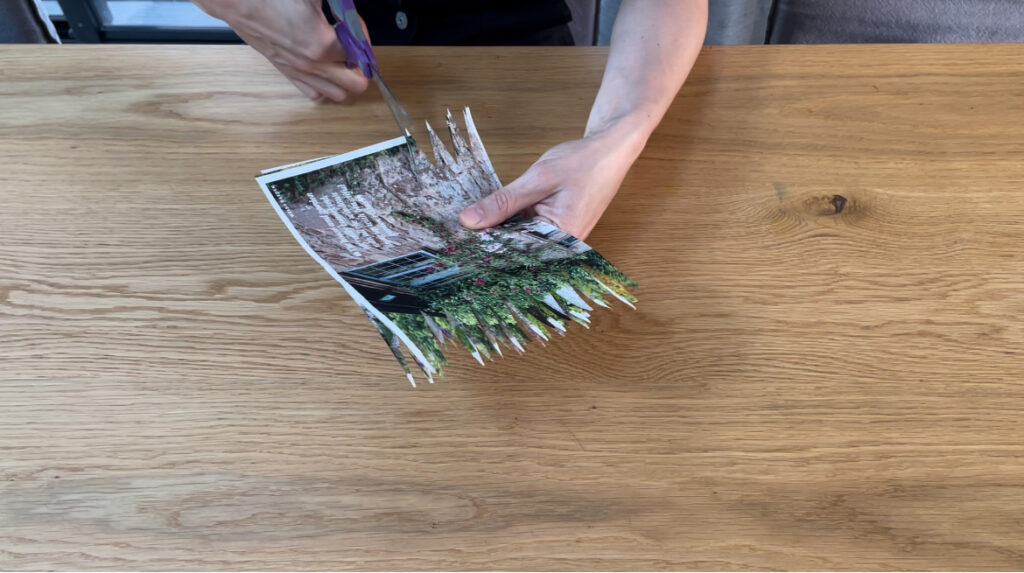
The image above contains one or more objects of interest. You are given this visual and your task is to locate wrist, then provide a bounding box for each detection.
[583,107,659,163]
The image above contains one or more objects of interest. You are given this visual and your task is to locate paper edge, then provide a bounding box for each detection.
[255,142,438,380]
[256,136,407,184]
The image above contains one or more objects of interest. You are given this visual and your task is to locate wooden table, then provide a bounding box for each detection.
[2,43,1024,570]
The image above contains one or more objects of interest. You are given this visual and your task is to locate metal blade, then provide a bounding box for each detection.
[372,72,414,139]
[371,70,424,186]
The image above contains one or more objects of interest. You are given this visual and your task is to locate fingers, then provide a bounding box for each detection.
[271,61,322,100]
[318,64,370,97]
[290,24,371,102]
[291,78,323,101]
[280,65,366,103]
[274,58,353,102]
[309,20,370,95]
[200,0,372,103]
[459,163,557,229]
[260,20,370,102]
[297,69,351,102]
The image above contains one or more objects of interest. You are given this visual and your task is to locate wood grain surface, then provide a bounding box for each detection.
[2,44,1024,570]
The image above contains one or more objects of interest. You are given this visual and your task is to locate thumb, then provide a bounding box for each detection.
[459,165,554,229]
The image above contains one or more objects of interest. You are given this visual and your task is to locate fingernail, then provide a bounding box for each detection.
[460,205,484,227]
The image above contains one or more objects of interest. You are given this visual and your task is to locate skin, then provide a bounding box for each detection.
[192,0,707,239]
[191,0,370,102]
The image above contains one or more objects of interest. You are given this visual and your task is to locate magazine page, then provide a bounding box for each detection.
[256,108,637,385]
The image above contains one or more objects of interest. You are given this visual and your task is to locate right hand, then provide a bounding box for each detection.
[192,0,370,102]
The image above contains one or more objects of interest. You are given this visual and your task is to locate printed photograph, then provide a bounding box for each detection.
[256,108,637,385]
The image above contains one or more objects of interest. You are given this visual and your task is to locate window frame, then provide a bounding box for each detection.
[54,0,241,43]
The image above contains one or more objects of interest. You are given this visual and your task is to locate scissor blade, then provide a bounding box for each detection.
[372,72,414,140]
[370,69,424,186]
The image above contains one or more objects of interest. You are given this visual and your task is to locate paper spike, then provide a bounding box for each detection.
[486,327,504,357]
[569,310,591,327]
[542,293,567,315]
[426,120,457,170]
[409,352,436,384]
[589,274,637,309]
[362,310,417,386]
[573,281,611,308]
[508,334,525,353]
[509,301,551,343]
[555,284,593,311]
[387,333,416,384]
[446,108,470,156]
[421,312,448,346]
[499,322,526,354]
[471,311,503,356]
[462,107,502,190]
[546,317,567,335]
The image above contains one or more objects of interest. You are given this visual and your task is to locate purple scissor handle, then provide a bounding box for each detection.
[327,0,377,78]
[326,0,414,139]
[325,0,421,182]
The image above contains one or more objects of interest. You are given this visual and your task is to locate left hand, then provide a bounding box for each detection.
[457,129,643,240]
[458,0,706,239]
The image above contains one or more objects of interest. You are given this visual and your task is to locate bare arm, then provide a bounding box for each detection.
[459,0,708,239]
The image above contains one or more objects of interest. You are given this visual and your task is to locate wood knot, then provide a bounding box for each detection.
[797,194,854,218]
[831,194,847,214]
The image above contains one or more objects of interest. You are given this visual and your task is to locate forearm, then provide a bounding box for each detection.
[585,0,707,155]
[190,0,238,21]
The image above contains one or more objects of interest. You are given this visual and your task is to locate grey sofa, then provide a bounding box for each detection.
[767,0,1024,43]
[582,0,1024,45]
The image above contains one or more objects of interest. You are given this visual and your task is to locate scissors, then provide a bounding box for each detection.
[327,0,417,146]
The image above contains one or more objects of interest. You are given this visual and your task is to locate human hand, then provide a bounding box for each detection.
[458,127,646,240]
[192,0,370,102]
